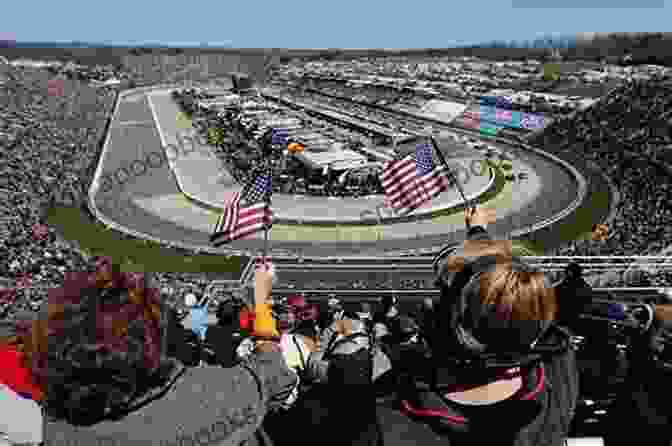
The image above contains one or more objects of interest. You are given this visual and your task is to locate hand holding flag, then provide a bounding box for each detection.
[381,142,450,215]
[210,168,273,246]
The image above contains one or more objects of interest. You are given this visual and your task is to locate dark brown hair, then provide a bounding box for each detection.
[0,261,165,425]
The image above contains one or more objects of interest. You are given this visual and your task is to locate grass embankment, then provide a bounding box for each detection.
[45,206,244,274]
[520,187,611,254]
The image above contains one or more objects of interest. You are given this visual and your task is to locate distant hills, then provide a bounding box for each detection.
[4,41,234,49]
[2,32,671,70]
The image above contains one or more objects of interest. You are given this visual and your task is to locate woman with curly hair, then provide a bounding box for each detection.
[0,257,298,446]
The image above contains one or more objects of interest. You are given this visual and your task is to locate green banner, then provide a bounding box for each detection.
[480,125,499,136]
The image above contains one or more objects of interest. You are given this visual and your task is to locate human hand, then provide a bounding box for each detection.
[654,304,672,323]
[465,206,496,229]
[255,258,275,306]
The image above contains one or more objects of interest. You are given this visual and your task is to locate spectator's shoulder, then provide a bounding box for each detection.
[46,356,293,446]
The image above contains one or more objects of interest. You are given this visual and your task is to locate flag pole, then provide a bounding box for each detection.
[262,165,272,263]
[428,136,474,213]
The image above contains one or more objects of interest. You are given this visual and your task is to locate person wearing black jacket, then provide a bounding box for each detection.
[299,315,384,446]
[203,301,243,368]
[604,304,672,446]
[414,297,436,336]
[165,307,202,367]
[375,206,580,446]
[555,262,593,332]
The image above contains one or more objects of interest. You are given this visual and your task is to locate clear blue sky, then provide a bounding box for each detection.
[1,0,669,48]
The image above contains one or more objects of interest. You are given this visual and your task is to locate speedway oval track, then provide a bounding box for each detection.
[91,90,609,257]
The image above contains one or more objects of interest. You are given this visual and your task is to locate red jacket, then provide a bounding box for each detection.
[0,345,43,401]
[239,308,256,332]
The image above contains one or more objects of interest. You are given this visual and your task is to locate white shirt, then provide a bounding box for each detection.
[0,384,43,444]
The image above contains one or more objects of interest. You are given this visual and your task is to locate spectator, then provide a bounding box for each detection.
[300,314,387,446]
[182,292,209,342]
[378,206,579,446]
[357,302,374,331]
[374,295,399,324]
[554,262,593,331]
[415,297,436,335]
[165,306,201,367]
[605,303,672,446]
[203,300,242,368]
[373,295,402,345]
[287,295,320,344]
[0,311,43,446]
[0,265,298,445]
[319,297,344,330]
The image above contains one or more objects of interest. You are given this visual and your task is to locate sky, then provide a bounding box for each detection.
[1,0,670,48]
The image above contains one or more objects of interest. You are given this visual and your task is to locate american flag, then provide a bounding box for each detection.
[381,142,451,215]
[210,168,273,246]
[271,128,289,146]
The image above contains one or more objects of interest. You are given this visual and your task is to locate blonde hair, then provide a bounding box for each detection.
[478,263,557,322]
[444,239,557,322]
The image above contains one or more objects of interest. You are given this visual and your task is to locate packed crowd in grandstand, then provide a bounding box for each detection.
[531,78,672,288]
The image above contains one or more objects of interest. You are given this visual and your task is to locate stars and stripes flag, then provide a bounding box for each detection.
[210,168,273,246]
[381,142,451,215]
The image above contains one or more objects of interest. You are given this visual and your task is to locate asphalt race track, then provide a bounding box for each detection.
[91,89,599,257]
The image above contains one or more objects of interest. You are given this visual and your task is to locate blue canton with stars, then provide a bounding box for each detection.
[241,169,272,206]
[415,143,436,176]
[271,128,289,146]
